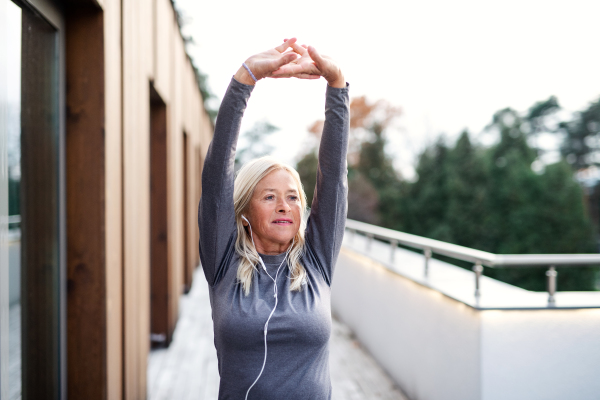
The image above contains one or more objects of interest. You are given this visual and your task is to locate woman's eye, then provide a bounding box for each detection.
[265,195,274,200]
[289,196,298,201]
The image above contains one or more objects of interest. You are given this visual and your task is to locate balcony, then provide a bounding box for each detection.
[148,220,600,400]
[336,220,600,400]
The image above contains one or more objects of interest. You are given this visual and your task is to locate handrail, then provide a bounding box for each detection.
[346,219,495,265]
[345,219,600,305]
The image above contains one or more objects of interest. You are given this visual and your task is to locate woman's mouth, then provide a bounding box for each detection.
[273,219,293,225]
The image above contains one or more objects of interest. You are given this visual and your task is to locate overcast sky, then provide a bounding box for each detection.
[174,0,600,179]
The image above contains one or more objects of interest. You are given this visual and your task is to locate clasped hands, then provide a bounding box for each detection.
[234,38,345,89]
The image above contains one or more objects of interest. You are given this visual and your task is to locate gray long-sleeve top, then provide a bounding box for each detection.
[198,77,349,400]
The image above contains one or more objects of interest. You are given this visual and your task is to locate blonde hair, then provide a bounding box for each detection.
[234,156,308,295]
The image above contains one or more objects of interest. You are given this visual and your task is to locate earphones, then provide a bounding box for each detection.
[242,214,293,400]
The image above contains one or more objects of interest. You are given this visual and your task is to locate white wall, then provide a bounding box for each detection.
[481,309,600,400]
[332,249,481,400]
[332,246,600,400]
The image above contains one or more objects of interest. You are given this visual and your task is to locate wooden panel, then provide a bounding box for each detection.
[84,0,213,396]
[121,0,138,395]
[122,0,150,397]
[137,4,151,395]
[152,0,173,104]
[166,20,183,338]
[65,7,107,399]
[150,90,171,344]
[103,0,123,397]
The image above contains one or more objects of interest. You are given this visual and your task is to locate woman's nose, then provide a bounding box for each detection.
[277,199,291,213]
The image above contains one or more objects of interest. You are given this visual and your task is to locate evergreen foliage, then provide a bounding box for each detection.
[557,98,600,169]
[296,150,318,206]
[296,96,599,291]
[392,108,596,291]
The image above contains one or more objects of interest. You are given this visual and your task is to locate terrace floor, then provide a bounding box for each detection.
[148,268,408,400]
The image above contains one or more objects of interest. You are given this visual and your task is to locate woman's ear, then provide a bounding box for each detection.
[241,214,249,227]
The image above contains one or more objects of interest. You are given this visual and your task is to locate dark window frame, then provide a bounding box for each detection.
[0,1,66,399]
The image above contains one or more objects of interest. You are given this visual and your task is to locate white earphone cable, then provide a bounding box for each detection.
[242,215,293,400]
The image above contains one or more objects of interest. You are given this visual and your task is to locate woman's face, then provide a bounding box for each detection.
[244,169,302,255]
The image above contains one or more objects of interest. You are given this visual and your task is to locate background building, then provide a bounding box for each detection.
[0,0,213,399]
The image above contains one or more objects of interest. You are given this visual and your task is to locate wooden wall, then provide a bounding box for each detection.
[65,7,107,399]
[65,0,212,398]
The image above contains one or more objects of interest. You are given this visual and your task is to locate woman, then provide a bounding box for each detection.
[198,38,349,400]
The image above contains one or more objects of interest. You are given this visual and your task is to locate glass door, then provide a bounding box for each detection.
[1,1,64,398]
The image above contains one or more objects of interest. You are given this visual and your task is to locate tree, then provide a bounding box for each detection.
[395,106,597,291]
[296,96,403,224]
[395,138,452,240]
[296,150,318,206]
[297,94,599,291]
[525,95,560,155]
[557,98,600,169]
[347,172,379,225]
[445,131,489,248]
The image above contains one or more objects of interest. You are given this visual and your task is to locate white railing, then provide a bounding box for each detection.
[345,219,600,304]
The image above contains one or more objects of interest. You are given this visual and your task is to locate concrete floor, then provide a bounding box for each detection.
[148,268,408,400]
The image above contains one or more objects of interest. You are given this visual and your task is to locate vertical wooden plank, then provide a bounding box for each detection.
[104,0,123,397]
[121,0,134,394]
[123,0,152,395]
[150,91,170,344]
[137,0,151,395]
[152,0,171,102]
[65,7,107,399]
[165,15,181,346]
[168,21,179,325]
[122,0,145,396]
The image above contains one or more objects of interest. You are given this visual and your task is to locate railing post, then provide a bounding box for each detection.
[424,248,432,278]
[390,240,398,263]
[546,265,557,306]
[473,264,483,298]
[366,233,374,252]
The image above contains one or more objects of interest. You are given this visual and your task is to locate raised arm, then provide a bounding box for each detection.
[306,83,349,285]
[198,40,302,286]
[279,44,350,285]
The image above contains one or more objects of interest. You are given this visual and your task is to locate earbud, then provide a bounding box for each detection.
[259,258,267,272]
[242,215,249,224]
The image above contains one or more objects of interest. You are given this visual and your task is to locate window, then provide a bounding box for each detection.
[0,1,64,398]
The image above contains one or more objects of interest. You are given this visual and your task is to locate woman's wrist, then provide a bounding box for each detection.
[234,65,257,86]
[327,74,346,89]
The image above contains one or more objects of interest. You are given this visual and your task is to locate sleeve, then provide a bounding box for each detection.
[304,83,350,286]
[198,77,254,286]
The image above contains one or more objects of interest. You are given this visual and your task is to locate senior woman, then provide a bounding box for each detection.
[198,38,349,399]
